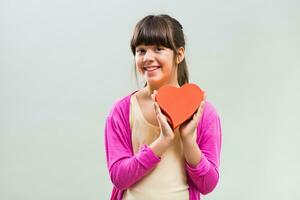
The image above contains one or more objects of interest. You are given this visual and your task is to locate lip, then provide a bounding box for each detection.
[143,66,161,72]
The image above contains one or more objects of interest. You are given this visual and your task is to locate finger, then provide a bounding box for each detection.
[199,92,206,112]
[153,102,163,117]
[192,107,201,121]
[151,93,155,101]
[151,90,157,101]
[154,102,170,124]
[199,98,206,114]
[153,102,163,127]
[153,101,159,115]
[201,96,205,108]
[197,97,205,114]
[154,102,173,132]
[193,100,205,122]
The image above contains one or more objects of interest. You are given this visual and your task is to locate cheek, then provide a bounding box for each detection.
[137,66,143,74]
[135,58,144,73]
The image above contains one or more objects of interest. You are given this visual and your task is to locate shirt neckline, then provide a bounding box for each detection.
[131,93,160,129]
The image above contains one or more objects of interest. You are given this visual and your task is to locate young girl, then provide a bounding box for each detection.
[104,14,222,200]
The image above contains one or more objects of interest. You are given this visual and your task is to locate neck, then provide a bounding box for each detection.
[144,80,180,100]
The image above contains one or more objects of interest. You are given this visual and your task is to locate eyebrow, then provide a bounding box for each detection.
[136,44,159,49]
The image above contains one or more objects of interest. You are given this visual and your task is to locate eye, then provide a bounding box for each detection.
[156,46,164,51]
[136,48,146,54]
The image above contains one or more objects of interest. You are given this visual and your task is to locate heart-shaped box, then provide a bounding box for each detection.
[155,83,204,129]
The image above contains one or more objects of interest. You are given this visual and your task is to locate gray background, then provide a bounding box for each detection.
[1,0,300,199]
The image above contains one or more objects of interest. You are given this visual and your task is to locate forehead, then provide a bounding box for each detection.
[136,44,161,48]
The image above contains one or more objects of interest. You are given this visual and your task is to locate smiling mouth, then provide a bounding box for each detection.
[144,66,161,72]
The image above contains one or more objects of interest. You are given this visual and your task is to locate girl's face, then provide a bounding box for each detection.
[135,44,178,88]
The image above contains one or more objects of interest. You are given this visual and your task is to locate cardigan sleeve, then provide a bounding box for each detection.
[104,103,161,190]
[185,101,222,195]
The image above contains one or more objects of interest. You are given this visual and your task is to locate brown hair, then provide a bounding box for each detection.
[130,14,189,86]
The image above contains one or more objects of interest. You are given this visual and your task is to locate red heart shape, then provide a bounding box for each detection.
[155,83,204,129]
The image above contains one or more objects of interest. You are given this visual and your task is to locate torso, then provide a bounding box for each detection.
[134,88,159,127]
[122,89,189,200]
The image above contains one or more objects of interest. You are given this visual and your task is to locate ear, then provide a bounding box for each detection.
[176,47,185,64]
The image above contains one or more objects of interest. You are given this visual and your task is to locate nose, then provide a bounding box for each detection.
[143,49,155,62]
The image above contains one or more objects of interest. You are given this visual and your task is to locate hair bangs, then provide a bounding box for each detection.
[130,16,173,54]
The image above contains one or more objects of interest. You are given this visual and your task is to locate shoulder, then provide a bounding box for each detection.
[200,100,221,126]
[196,100,222,140]
[107,94,131,119]
[203,100,219,117]
[107,91,137,120]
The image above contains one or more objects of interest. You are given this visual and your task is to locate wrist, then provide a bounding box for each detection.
[149,135,173,157]
[158,134,173,146]
[181,138,202,167]
[181,133,196,145]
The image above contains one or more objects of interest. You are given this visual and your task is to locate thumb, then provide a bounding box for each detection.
[151,90,157,102]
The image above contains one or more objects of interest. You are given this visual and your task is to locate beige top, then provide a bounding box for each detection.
[122,94,189,200]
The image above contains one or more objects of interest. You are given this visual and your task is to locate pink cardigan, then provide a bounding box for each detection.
[104,92,222,200]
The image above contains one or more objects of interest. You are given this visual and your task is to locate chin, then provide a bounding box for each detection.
[146,78,166,88]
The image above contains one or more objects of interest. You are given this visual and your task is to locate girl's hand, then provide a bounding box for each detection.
[179,93,206,143]
[151,90,175,143]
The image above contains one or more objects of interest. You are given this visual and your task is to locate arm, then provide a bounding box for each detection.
[104,108,161,190]
[185,103,222,195]
[182,135,202,167]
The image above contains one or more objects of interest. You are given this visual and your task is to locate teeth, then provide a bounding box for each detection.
[145,66,159,71]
